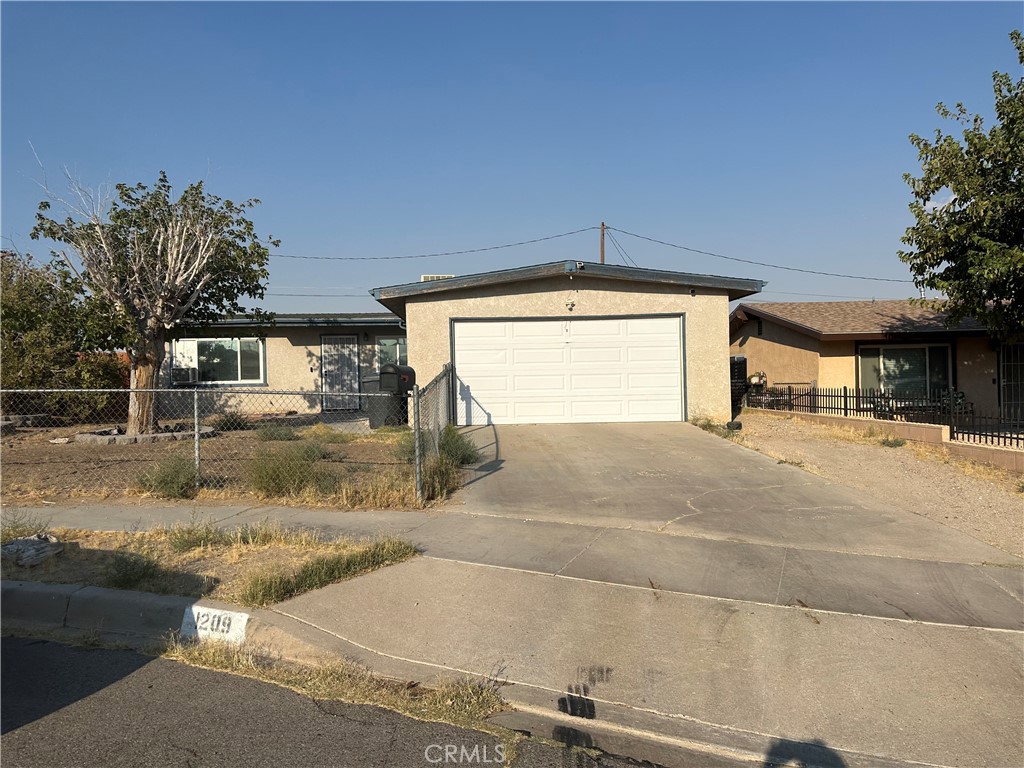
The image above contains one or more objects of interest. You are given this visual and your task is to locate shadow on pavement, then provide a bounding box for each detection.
[1,637,153,734]
[762,737,848,767]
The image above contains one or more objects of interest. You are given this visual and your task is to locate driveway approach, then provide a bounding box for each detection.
[454,422,1018,563]
[445,422,1023,630]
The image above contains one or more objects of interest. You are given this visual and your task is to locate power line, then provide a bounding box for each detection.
[607,226,915,284]
[755,290,901,300]
[265,292,367,297]
[270,226,599,262]
[606,230,640,268]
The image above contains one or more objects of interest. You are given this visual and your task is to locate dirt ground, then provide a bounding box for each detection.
[736,410,1024,559]
[1,424,413,506]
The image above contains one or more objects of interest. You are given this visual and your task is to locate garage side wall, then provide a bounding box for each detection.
[404,276,734,421]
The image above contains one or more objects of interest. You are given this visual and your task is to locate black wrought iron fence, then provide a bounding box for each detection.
[744,385,1022,450]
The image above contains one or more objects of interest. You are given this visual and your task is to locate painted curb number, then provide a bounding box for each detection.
[180,606,249,644]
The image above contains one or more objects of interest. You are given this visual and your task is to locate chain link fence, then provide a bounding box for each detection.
[1,387,429,505]
[411,365,455,503]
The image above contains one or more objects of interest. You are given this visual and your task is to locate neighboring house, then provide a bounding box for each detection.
[729,300,1024,417]
[165,313,406,412]
[373,260,763,424]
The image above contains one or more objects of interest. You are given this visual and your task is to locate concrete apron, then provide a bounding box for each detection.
[275,557,1024,768]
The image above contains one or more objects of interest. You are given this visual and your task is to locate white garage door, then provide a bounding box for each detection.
[453,317,684,425]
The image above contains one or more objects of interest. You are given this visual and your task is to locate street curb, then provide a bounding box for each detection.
[1,580,247,643]
[0,581,948,768]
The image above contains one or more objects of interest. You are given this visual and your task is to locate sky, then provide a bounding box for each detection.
[2,2,1020,314]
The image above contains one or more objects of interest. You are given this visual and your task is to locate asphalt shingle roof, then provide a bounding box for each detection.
[736,300,986,337]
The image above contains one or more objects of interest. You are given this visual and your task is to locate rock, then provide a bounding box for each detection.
[1,534,64,567]
[48,437,72,444]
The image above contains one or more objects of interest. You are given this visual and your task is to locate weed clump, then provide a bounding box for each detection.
[879,437,907,448]
[256,425,299,442]
[211,413,250,432]
[138,455,199,499]
[246,442,332,497]
[239,537,417,606]
[105,551,160,590]
[0,509,51,544]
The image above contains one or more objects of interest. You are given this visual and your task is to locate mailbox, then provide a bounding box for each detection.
[379,364,416,396]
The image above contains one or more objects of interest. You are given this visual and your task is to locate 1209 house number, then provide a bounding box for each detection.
[195,611,233,634]
[180,606,249,644]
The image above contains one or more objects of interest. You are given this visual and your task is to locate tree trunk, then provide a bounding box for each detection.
[126,331,166,436]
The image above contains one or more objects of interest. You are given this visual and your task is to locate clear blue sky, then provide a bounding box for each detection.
[2,2,1019,313]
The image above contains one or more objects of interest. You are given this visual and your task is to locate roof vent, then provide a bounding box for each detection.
[420,274,455,282]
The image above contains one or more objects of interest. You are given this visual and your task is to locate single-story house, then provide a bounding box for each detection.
[373,260,764,424]
[165,313,407,412]
[729,300,1023,417]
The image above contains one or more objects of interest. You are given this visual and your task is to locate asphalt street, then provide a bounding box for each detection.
[0,636,668,768]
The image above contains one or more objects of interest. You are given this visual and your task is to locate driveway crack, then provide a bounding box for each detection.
[555,529,609,575]
[773,550,789,605]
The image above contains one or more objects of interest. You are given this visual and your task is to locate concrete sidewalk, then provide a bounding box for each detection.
[273,556,1023,767]
[6,500,1024,765]
[25,502,1024,630]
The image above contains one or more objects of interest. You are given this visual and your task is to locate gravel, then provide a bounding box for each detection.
[736,411,1024,559]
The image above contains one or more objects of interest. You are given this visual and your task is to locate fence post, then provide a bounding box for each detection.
[947,387,955,440]
[413,384,423,504]
[843,386,849,417]
[787,385,793,411]
[193,388,201,480]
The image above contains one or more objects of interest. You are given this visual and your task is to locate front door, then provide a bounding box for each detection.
[321,335,359,410]
[1001,343,1024,423]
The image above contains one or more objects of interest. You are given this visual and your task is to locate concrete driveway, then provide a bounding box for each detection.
[453,422,1019,563]
[442,422,1023,631]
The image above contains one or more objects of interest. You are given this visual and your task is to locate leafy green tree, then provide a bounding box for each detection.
[31,172,277,434]
[899,30,1023,341]
[0,250,129,419]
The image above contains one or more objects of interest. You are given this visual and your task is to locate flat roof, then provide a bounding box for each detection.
[203,312,403,329]
[372,260,765,316]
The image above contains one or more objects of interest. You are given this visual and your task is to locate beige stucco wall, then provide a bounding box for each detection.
[818,340,856,388]
[730,319,820,386]
[956,336,998,412]
[405,275,736,421]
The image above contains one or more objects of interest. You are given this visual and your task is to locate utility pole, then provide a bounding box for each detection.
[600,221,605,264]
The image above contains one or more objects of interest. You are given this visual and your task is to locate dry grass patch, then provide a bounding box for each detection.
[163,637,508,732]
[0,518,416,605]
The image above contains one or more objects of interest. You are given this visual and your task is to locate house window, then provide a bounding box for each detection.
[376,337,408,369]
[858,345,950,397]
[172,338,265,384]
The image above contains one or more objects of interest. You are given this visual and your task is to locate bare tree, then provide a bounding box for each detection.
[32,171,277,434]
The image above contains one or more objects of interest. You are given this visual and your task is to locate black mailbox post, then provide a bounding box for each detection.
[369,364,415,428]
[379,364,416,395]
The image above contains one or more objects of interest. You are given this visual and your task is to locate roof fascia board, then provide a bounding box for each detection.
[373,261,765,311]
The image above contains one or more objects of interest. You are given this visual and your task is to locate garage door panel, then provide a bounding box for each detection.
[461,375,511,395]
[627,346,680,363]
[454,317,684,425]
[568,319,623,337]
[512,321,565,339]
[458,323,511,340]
[626,317,679,335]
[512,374,567,392]
[569,347,624,365]
[457,349,510,366]
[628,372,680,390]
[570,373,625,391]
[512,401,567,419]
[513,347,567,365]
